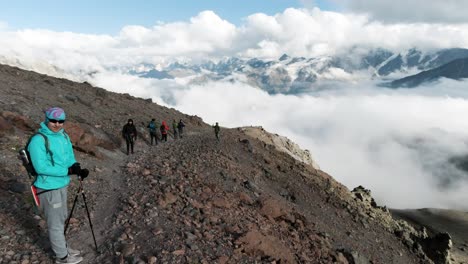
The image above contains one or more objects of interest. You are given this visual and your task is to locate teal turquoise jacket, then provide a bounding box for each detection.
[28,122,76,190]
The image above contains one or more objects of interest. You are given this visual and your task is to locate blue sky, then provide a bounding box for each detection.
[0,0,336,34]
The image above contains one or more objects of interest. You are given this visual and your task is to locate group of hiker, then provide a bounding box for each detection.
[147,118,186,144]
[121,118,186,155]
[122,118,222,155]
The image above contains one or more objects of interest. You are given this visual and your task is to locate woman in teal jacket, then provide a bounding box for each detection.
[29,120,76,190]
[28,107,87,264]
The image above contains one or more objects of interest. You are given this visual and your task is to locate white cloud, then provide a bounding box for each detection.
[335,0,468,24]
[117,10,237,59]
[1,8,468,74]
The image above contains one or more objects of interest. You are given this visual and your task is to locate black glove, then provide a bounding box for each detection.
[78,168,89,180]
[68,163,81,175]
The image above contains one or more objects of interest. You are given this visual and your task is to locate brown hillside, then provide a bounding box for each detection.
[0,64,445,263]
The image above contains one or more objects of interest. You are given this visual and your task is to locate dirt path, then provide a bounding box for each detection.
[66,132,194,262]
[65,147,127,262]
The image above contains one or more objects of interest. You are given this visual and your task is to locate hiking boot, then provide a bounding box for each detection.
[68,247,81,256]
[55,254,83,264]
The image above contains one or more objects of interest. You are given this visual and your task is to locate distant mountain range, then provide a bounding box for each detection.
[129,47,468,93]
[389,57,468,88]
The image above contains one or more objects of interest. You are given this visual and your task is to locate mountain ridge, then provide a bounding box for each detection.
[389,57,468,88]
[2,47,468,96]
[128,47,468,94]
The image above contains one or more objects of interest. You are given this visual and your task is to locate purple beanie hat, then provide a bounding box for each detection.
[45,107,66,122]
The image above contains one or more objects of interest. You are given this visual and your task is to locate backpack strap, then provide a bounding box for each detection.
[31,132,55,166]
[62,131,70,141]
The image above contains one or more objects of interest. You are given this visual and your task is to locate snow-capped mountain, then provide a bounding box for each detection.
[131,47,468,94]
[389,57,468,88]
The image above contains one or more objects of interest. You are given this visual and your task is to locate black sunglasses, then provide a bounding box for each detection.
[49,119,65,124]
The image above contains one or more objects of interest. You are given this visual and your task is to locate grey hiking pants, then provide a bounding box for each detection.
[38,186,68,258]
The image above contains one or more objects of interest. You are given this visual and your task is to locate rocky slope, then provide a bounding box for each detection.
[0,63,456,263]
[240,126,320,170]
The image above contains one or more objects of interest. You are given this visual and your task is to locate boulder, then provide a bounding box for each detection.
[64,122,114,158]
[236,230,295,263]
[0,111,35,135]
[121,243,135,257]
[9,182,27,193]
[0,116,14,135]
[147,256,157,264]
[420,232,452,264]
[238,192,254,205]
[212,197,231,209]
[159,192,178,208]
[340,249,371,264]
[260,197,289,220]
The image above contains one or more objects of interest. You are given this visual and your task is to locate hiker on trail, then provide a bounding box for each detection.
[172,119,178,139]
[213,122,220,141]
[177,119,185,138]
[122,119,137,155]
[160,121,169,142]
[147,118,158,145]
[28,107,88,264]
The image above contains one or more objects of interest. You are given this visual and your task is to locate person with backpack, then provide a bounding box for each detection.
[147,118,158,145]
[160,121,169,142]
[27,107,89,264]
[172,119,178,139]
[177,119,185,138]
[213,122,221,141]
[122,119,137,155]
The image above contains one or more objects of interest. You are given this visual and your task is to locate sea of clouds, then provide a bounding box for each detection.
[1,7,468,210]
[93,74,468,210]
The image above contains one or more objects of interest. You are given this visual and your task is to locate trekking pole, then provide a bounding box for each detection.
[64,178,99,252]
[78,179,98,252]
[64,182,82,235]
